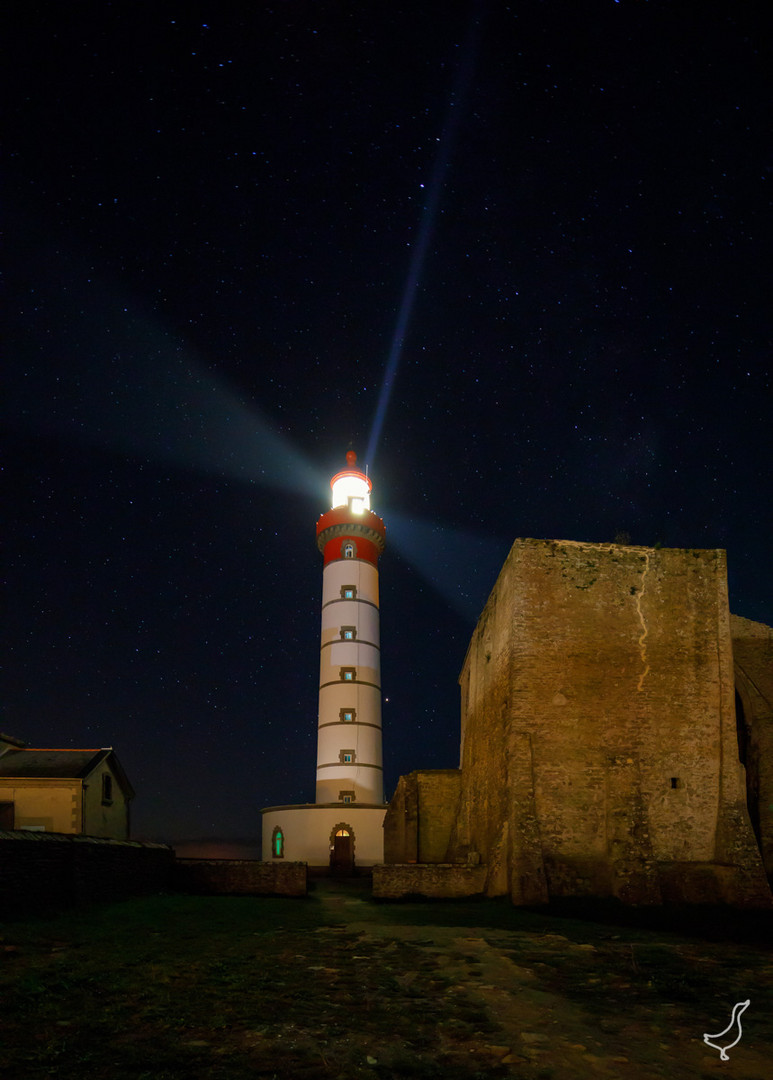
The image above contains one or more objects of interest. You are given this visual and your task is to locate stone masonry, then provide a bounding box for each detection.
[383,770,461,864]
[731,614,773,882]
[384,539,772,908]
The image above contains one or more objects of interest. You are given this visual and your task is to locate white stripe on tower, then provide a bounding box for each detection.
[315,451,386,805]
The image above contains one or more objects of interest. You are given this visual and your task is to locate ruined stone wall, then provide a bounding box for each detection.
[732,614,773,882]
[416,770,461,862]
[174,858,306,896]
[383,770,461,864]
[383,774,417,863]
[450,539,771,907]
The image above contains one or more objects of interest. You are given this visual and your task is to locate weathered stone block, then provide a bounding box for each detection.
[386,539,772,909]
[372,863,486,899]
[383,769,460,864]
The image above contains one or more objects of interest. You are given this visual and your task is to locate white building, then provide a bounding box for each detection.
[260,451,388,870]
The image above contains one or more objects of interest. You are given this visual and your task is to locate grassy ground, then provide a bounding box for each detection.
[1,881,772,1079]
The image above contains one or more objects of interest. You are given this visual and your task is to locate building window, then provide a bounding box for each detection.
[340,667,356,682]
[340,708,356,723]
[342,541,356,559]
[341,626,356,641]
[339,791,355,804]
[102,774,113,805]
[670,777,682,789]
[272,826,284,858]
[340,749,355,764]
[341,586,356,600]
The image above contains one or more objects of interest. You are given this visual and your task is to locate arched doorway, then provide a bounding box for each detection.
[735,688,762,851]
[330,824,354,875]
[732,622,773,887]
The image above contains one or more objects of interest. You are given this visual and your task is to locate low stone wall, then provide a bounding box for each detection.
[0,830,174,916]
[372,863,487,900]
[174,858,307,897]
[657,861,763,906]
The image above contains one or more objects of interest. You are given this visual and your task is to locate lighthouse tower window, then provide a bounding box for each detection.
[340,708,356,723]
[341,626,356,641]
[340,749,355,764]
[272,827,284,859]
[340,667,356,682]
[341,586,356,600]
[342,542,356,559]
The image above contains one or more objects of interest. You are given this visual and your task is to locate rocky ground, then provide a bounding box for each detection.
[313,880,773,1079]
[1,879,771,1078]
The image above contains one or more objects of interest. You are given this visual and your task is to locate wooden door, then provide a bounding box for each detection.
[331,830,354,874]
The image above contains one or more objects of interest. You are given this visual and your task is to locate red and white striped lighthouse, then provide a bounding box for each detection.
[315,451,386,805]
[260,450,388,868]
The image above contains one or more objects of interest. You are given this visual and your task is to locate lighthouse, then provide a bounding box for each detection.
[260,451,388,869]
[315,450,386,805]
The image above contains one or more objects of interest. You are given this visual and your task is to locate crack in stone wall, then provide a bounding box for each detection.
[635,552,651,691]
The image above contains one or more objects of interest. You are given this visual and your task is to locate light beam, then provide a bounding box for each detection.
[365,16,481,469]
[4,247,324,498]
[385,508,510,622]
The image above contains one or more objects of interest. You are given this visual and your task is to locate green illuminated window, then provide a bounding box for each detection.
[272,827,284,858]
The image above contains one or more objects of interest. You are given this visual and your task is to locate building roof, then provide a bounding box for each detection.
[0,749,135,798]
[0,732,27,750]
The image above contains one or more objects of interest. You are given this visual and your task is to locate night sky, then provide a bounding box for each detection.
[4,2,771,849]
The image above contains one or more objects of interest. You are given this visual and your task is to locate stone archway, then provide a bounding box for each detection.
[735,685,761,851]
[329,823,355,875]
[732,614,773,885]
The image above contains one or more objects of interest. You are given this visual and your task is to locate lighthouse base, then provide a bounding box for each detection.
[260,803,386,868]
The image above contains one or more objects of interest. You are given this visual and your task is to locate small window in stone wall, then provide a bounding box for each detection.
[102,774,113,805]
[340,749,355,764]
[272,826,284,858]
[341,586,356,600]
[340,667,356,682]
[340,708,356,723]
[339,791,355,804]
[341,626,356,640]
[670,777,682,789]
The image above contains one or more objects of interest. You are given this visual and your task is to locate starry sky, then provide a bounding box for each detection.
[4,1,771,849]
